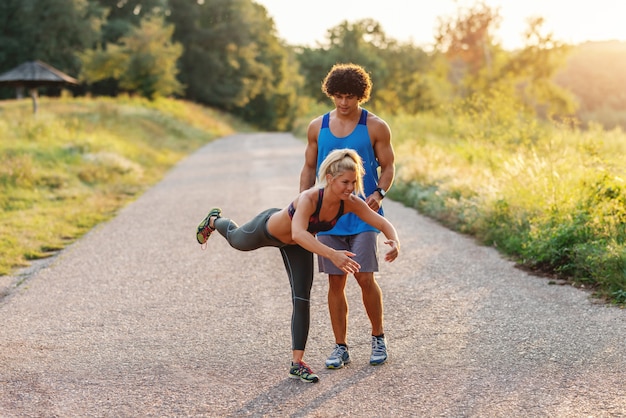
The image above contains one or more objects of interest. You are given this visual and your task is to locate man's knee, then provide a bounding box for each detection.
[355,272,377,291]
[328,274,348,292]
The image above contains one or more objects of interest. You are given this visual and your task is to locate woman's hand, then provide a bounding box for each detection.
[329,250,361,274]
[383,239,399,262]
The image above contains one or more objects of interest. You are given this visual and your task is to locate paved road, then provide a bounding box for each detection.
[1,133,625,417]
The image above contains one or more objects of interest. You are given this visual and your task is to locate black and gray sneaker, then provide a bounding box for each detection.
[325,344,351,369]
[289,361,319,383]
[370,335,388,365]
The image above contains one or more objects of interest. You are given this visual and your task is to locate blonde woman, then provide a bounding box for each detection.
[196,148,400,382]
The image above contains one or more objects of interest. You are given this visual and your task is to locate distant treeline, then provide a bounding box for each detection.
[0,0,623,130]
[555,41,626,130]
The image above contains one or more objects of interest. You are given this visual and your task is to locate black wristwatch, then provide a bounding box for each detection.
[375,187,386,199]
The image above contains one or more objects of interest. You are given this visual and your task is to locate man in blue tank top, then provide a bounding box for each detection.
[300,63,395,368]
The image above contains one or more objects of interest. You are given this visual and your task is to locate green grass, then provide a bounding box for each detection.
[383,103,626,305]
[0,95,247,276]
[293,94,626,305]
[4,94,626,305]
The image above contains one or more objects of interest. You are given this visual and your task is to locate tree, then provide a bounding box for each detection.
[296,18,434,114]
[378,42,438,114]
[0,0,27,67]
[554,41,626,129]
[169,0,269,108]
[168,0,298,129]
[435,2,575,120]
[0,0,105,80]
[502,16,576,117]
[79,15,183,99]
[297,19,389,103]
[91,0,171,45]
[434,1,502,95]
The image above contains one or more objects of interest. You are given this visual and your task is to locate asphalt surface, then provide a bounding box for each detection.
[1,133,625,417]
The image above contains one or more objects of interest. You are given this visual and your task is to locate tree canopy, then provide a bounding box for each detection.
[80,16,183,99]
[0,0,620,129]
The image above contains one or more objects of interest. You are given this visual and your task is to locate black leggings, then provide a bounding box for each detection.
[213,208,314,351]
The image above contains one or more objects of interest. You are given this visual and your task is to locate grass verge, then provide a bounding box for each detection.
[0,95,247,276]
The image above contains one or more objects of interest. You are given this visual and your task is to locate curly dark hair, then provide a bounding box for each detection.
[321,63,372,103]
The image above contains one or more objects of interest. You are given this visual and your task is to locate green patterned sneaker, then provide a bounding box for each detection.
[289,361,319,383]
[196,208,222,245]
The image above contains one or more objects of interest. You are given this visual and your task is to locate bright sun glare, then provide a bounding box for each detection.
[255,0,626,49]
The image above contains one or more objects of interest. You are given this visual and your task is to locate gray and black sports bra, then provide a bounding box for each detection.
[287,189,344,234]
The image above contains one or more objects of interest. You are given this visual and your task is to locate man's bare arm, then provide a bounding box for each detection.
[367,114,395,208]
[299,117,321,192]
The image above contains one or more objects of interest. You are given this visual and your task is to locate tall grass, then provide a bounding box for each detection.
[8,94,623,304]
[0,96,243,276]
[382,94,626,304]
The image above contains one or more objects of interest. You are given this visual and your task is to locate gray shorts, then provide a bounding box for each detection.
[317,231,379,274]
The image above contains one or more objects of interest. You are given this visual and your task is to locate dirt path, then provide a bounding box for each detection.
[1,133,624,417]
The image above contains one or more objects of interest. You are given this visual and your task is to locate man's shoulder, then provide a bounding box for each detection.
[306,114,326,139]
[365,110,389,126]
[366,111,391,138]
[308,113,327,129]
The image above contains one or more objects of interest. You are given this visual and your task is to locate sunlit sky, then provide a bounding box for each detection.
[255,0,625,49]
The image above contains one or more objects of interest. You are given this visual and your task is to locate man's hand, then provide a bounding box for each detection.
[365,193,383,211]
[383,240,399,262]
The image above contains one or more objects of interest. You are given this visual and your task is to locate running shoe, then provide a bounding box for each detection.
[196,208,222,245]
[325,344,351,369]
[370,335,388,365]
[289,361,319,383]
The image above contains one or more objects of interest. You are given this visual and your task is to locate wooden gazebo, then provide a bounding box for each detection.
[0,60,78,113]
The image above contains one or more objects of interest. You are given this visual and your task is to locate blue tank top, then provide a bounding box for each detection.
[288,188,345,234]
[315,108,382,236]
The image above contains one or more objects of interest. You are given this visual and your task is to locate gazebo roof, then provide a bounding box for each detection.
[0,60,78,87]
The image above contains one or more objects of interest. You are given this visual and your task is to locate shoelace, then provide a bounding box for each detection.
[296,361,313,374]
[371,337,386,356]
[330,345,347,359]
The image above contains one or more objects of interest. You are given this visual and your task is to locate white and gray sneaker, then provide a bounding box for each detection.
[370,336,388,365]
[325,344,351,369]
